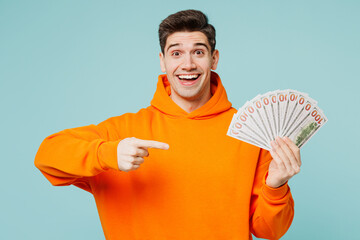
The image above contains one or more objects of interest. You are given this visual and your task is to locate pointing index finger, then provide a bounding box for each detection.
[133,139,169,150]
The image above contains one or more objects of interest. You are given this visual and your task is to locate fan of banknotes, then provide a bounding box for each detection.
[227,90,327,150]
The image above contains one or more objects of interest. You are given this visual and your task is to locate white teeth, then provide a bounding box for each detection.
[178,74,199,80]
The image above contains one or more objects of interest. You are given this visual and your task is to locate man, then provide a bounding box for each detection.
[35,9,301,240]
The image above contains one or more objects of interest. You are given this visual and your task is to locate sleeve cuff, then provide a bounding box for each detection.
[261,171,290,200]
[98,140,120,171]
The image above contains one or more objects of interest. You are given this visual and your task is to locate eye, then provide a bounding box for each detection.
[195,50,204,55]
[171,51,181,56]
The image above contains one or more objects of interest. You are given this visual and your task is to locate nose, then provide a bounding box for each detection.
[181,54,196,71]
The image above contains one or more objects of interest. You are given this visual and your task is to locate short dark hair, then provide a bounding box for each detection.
[158,9,216,54]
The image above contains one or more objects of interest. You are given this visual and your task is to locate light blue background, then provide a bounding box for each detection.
[1,0,359,239]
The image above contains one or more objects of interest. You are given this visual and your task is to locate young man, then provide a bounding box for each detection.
[35,9,301,240]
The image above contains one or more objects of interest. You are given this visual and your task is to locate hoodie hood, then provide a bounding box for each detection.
[150,71,232,119]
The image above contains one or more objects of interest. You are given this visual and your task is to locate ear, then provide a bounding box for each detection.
[159,52,166,73]
[211,49,220,70]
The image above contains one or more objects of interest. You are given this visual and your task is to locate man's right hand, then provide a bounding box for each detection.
[117,137,169,172]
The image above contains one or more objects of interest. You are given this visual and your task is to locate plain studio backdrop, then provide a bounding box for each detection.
[1,0,359,239]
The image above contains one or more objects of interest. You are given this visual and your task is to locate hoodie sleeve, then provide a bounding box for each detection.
[249,149,294,240]
[34,119,121,192]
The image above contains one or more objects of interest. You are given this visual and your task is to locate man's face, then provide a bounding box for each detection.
[159,31,219,103]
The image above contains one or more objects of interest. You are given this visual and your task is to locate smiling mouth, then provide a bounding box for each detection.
[177,74,201,86]
[178,74,200,80]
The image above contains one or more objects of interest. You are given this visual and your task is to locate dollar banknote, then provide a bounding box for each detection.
[227,90,327,149]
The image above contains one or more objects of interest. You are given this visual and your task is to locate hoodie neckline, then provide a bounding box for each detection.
[150,72,232,120]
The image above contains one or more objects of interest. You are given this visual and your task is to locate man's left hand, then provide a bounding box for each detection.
[266,137,302,188]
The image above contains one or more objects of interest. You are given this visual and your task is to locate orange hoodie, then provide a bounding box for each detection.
[35,72,294,240]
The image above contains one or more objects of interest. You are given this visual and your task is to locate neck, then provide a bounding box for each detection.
[170,87,212,113]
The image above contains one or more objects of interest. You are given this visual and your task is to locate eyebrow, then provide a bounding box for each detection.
[166,42,210,52]
[195,43,210,51]
[166,43,180,52]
